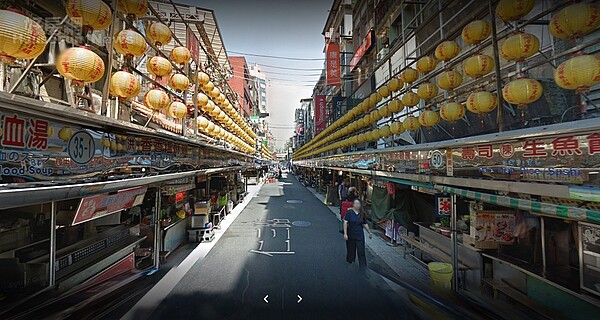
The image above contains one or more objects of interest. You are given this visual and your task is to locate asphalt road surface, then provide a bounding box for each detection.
[128,175,421,320]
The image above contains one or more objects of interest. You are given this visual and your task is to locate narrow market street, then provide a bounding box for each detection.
[122,175,415,320]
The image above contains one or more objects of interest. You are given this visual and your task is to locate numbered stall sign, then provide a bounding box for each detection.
[68,131,95,164]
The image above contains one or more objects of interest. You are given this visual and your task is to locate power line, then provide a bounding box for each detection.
[229,50,325,61]
[255,63,324,71]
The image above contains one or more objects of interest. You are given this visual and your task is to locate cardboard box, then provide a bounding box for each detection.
[194,202,210,215]
[468,210,516,249]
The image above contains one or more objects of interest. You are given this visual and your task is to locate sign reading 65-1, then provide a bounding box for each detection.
[68,131,96,164]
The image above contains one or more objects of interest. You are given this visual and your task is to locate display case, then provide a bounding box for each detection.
[580,222,600,297]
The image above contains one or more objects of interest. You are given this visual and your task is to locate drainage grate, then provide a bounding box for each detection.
[292,221,311,227]
[286,200,303,204]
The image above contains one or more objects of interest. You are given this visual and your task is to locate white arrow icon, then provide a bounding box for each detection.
[263,295,269,303]
[297,295,302,303]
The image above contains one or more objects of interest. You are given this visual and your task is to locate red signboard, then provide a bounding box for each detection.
[326,42,340,86]
[85,252,135,287]
[186,27,200,65]
[73,186,147,225]
[350,31,374,70]
[314,95,326,135]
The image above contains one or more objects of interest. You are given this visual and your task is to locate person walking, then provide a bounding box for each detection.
[346,187,358,202]
[338,178,350,202]
[343,199,372,270]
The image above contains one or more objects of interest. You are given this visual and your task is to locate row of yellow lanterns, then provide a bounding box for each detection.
[195,115,255,154]
[295,1,599,159]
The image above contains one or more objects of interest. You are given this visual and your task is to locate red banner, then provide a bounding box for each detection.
[186,27,200,65]
[73,187,147,225]
[326,42,340,86]
[314,95,326,135]
[350,31,374,70]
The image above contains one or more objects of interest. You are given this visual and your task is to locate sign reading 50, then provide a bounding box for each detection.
[68,131,96,164]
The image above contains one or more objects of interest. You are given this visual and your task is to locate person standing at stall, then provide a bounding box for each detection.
[338,178,350,203]
[343,199,372,270]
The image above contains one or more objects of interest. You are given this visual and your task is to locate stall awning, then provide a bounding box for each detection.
[383,177,434,189]
[438,186,600,224]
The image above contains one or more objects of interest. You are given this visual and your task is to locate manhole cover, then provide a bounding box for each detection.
[286,200,303,204]
[292,221,311,227]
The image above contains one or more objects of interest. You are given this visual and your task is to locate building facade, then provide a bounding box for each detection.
[228,56,255,118]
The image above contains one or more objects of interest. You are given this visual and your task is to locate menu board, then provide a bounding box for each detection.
[580,222,600,297]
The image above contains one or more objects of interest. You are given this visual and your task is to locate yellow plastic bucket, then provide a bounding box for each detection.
[428,262,453,289]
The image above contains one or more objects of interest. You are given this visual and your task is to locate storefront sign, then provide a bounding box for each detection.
[350,31,374,70]
[435,194,452,216]
[452,133,598,184]
[186,27,200,64]
[306,131,599,188]
[325,41,340,86]
[73,186,147,225]
[0,111,253,185]
[314,95,326,134]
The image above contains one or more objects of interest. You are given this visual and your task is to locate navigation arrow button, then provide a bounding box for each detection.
[297,295,302,303]
[263,295,269,304]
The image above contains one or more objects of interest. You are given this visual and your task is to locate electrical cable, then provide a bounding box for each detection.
[253,63,325,71]
[228,50,325,61]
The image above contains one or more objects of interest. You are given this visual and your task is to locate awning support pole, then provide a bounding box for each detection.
[153,188,161,270]
[450,194,459,291]
[49,201,57,288]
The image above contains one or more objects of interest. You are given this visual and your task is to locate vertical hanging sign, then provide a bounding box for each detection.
[186,27,200,65]
[314,95,326,134]
[325,41,340,86]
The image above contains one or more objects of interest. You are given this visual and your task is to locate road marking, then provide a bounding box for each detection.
[258,240,264,250]
[271,228,276,237]
[263,295,269,304]
[285,239,291,252]
[249,250,295,256]
[297,295,302,303]
[286,228,290,239]
[257,229,261,238]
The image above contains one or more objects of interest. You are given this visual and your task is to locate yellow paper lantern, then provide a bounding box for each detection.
[0,9,47,60]
[416,56,437,74]
[213,125,222,137]
[502,78,543,109]
[388,99,404,113]
[403,116,421,131]
[370,92,383,106]
[380,125,392,138]
[110,71,140,99]
[202,81,215,93]
[466,91,498,114]
[372,129,382,141]
[437,70,463,90]
[169,73,190,92]
[388,77,403,92]
[66,0,112,31]
[197,92,209,107]
[500,33,539,62]
[400,68,419,83]
[378,105,391,118]
[197,116,209,130]
[435,41,461,62]
[417,82,439,100]
[117,0,148,17]
[419,110,440,128]
[197,72,210,85]
[168,101,187,119]
[370,110,382,123]
[390,121,405,134]
[496,0,535,22]
[549,3,600,40]
[146,22,172,46]
[217,110,227,121]
[378,85,391,98]
[209,87,221,99]
[114,29,146,58]
[210,105,222,117]
[463,54,495,78]
[56,46,105,84]
[170,46,191,65]
[440,101,466,122]
[554,55,600,93]
[146,56,172,77]
[461,20,492,45]
[144,89,170,111]
[402,91,420,107]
